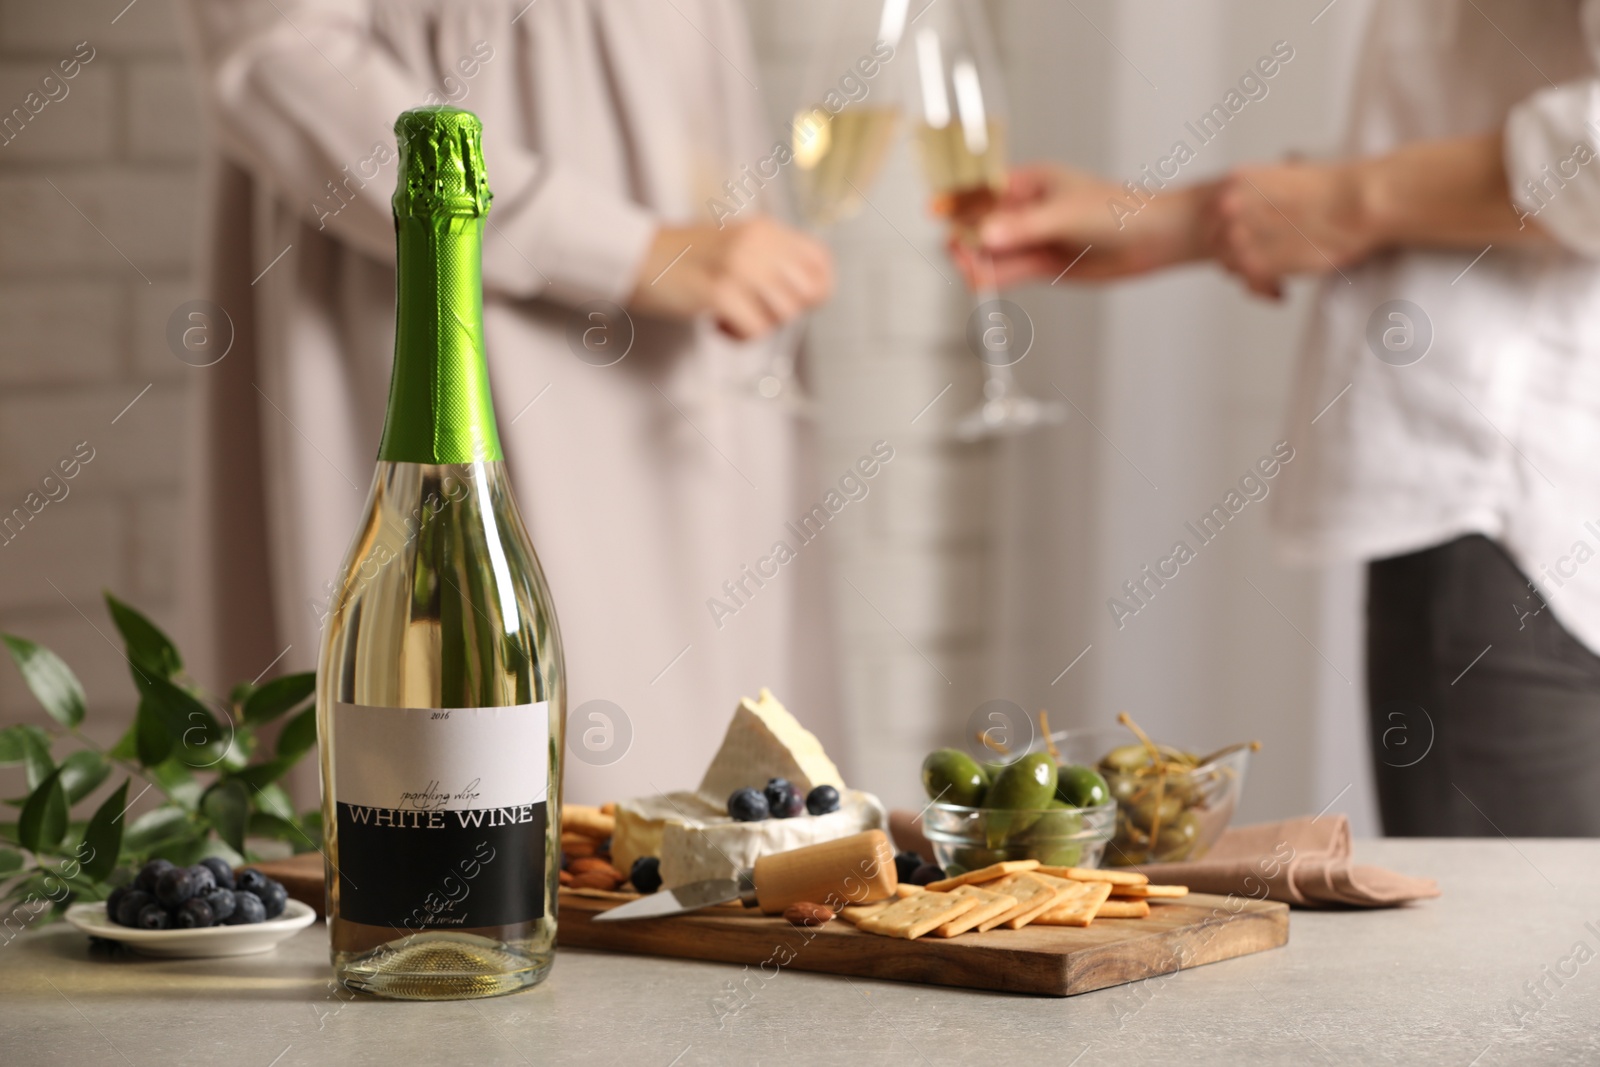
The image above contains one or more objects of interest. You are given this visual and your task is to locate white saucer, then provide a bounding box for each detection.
[66,899,317,958]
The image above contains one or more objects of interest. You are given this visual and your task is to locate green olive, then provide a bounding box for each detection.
[1055,764,1110,808]
[1128,793,1183,832]
[1108,773,1140,804]
[1100,743,1154,774]
[1024,801,1084,842]
[1152,811,1200,861]
[951,846,1007,872]
[987,753,1058,810]
[1036,843,1084,867]
[921,748,988,806]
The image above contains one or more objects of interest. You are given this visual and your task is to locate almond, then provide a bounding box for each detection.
[559,870,575,887]
[570,869,622,891]
[783,902,835,927]
[569,858,624,880]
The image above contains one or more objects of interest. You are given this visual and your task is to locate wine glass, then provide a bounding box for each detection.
[752,0,910,405]
[905,0,1065,441]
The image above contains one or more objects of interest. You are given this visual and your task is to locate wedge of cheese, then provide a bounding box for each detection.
[695,688,843,805]
[610,689,881,885]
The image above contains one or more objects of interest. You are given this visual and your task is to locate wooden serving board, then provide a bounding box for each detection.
[557,890,1288,997]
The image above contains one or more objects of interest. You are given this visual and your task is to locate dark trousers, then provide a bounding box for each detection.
[1367,534,1600,836]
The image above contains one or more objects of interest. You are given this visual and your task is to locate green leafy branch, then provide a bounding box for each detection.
[0,593,320,927]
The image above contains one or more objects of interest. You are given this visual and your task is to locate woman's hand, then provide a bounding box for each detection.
[627,217,834,340]
[1202,161,1378,299]
[949,163,1213,289]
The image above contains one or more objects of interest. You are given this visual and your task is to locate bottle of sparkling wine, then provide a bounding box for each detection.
[316,106,565,1000]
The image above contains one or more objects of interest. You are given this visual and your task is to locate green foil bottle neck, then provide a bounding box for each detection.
[377,107,502,465]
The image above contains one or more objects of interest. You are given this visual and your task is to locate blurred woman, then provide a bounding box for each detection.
[954,2,1600,835]
[177,0,839,802]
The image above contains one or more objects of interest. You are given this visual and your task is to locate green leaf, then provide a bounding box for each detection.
[135,674,225,766]
[0,847,21,874]
[276,706,318,761]
[253,782,294,822]
[134,699,173,766]
[18,766,68,853]
[0,724,55,790]
[247,811,300,842]
[201,780,249,854]
[147,831,211,868]
[295,809,323,853]
[0,635,86,729]
[242,672,315,725]
[145,758,202,811]
[79,779,127,882]
[108,723,138,762]
[104,593,182,680]
[59,750,110,806]
[227,758,294,789]
[124,805,191,852]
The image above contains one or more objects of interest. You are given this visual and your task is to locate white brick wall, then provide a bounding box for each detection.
[0,0,193,811]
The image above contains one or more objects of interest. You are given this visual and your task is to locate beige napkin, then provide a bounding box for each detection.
[1129,815,1439,907]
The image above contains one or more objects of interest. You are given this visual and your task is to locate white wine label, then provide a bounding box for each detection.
[332,701,550,929]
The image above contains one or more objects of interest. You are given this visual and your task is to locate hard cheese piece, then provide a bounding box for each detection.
[696,688,844,804]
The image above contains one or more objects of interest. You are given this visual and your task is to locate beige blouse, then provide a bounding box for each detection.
[176,0,843,803]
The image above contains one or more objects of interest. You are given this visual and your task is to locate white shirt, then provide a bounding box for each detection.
[1272,0,1600,651]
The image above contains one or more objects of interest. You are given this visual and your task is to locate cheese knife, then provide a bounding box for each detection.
[592,829,897,921]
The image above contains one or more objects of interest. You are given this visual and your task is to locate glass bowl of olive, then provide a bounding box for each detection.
[919,749,1117,874]
[1043,726,1253,867]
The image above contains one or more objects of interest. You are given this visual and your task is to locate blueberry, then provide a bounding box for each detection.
[768,782,805,818]
[257,879,288,919]
[226,891,266,925]
[155,866,199,908]
[197,857,235,891]
[175,897,215,928]
[202,887,235,924]
[135,858,174,894]
[187,865,217,896]
[630,856,663,895]
[236,868,270,896]
[114,889,153,928]
[893,851,924,884]
[136,903,171,930]
[105,886,128,923]
[908,863,946,886]
[559,851,571,870]
[762,778,792,812]
[805,785,841,816]
[727,788,769,822]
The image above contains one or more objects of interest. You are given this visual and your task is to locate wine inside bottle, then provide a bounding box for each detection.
[316,106,565,1000]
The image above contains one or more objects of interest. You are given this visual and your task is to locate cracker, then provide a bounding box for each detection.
[561,806,615,839]
[1110,883,1188,899]
[976,873,1060,932]
[1093,899,1150,919]
[1036,865,1148,887]
[923,859,1040,892]
[1033,881,1113,926]
[895,883,925,898]
[931,886,1016,938]
[858,891,978,940]
[838,900,894,926]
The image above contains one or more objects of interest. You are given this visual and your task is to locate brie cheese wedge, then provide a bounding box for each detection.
[610,688,883,886]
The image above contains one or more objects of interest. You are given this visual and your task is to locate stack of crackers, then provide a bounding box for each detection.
[838,860,1187,941]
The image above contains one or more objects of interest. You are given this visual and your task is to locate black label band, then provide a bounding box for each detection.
[335,800,547,928]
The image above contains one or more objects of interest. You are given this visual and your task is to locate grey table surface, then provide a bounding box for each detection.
[3,839,1598,1067]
